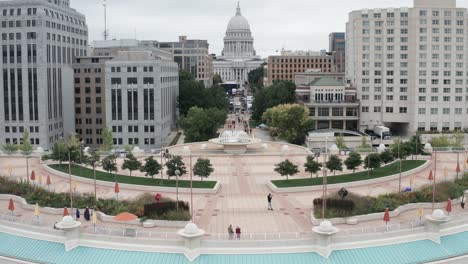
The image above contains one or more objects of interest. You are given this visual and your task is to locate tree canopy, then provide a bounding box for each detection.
[140,156,161,179]
[166,155,187,179]
[364,153,382,173]
[379,149,395,164]
[262,104,314,144]
[326,155,343,176]
[251,80,297,122]
[180,106,227,143]
[344,152,362,173]
[102,155,117,179]
[177,70,229,116]
[274,159,299,180]
[100,127,114,152]
[122,153,142,177]
[193,158,214,181]
[304,155,322,178]
[20,129,33,155]
[247,65,265,92]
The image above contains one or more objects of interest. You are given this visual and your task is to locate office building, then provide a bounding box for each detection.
[329,32,346,73]
[0,0,88,149]
[141,36,213,87]
[347,0,468,134]
[267,50,334,85]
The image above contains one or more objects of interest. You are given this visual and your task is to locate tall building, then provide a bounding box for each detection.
[347,0,468,135]
[329,32,346,73]
[141,36,213,87]
[213,2,263,84]
[0,0,88,149]
[267,50,334,85]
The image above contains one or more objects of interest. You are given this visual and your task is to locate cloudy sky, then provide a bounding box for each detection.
[71,0,468,57]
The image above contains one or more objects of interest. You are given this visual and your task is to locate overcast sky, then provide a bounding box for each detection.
[71,0,468,57]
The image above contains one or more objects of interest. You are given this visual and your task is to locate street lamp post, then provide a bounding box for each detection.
[398,139,402,194]
[79,141,84,177]
[183,147,194,223]
[175,169,180,212]
[26,156,30,183]
[322,136,329,220]
[68,149,73,213]
[432,150,438,212]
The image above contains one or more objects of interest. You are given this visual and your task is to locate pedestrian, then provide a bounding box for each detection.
[75,208,80,220]
[53,222,58,230]
[267,193,273,210]
[84,207,90,221]
[228,224,234,240]
[235,226,241,240]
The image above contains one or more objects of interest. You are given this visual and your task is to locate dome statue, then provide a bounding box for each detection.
[227,2,251,32]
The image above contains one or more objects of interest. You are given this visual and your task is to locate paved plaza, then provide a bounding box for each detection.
[0,147,465,236]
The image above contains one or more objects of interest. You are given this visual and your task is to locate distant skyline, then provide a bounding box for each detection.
[71,0,468,57]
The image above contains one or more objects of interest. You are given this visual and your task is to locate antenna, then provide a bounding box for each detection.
[103,0,108,40]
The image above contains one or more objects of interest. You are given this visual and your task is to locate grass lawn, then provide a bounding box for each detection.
[272,160,426,188]
[49,164,217,189]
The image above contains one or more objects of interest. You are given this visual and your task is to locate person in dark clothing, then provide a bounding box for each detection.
[235,226,241,240]
[267,194,273,210]
[84,207,90,221]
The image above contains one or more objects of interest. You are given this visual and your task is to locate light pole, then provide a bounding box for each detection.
[322,136,329,220]
[432,149,438,212]
[183,146,194,223]
[79,141,84,177]
[68,149,73,213]
[25,156,30,183]
[398,139,402,194]
[175,169,180,212]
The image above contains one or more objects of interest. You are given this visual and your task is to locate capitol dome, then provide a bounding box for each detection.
[227,3,251,32]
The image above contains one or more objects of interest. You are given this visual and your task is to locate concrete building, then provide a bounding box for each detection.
[0,0,88,149]
[105,51,178,149]
[295,69,346,86]
[213,2,263,84]
[346,0,468,135]
[329,32,346,73]
[296,77,359,131]
[92,39,174,61]
[141,36,213,87]
[267,51,335,85]
[73,56,112,147]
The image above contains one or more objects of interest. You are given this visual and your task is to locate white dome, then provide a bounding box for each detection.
[227,3,251,32]
[184,223,199,235]
[431,209,447,220]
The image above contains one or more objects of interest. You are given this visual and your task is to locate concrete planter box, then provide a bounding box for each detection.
[268,160,430,193]
[0,194,188,227]
[311,196,464,226]
[42,164,220,194]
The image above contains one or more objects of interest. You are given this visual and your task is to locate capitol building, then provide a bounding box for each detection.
[213,3,264,84]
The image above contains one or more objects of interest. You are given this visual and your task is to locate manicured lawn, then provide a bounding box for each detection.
[272,160,426,188]
[49,164,217,189]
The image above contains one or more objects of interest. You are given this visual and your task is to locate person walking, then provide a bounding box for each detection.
[75,209,80,220]
[267,193,273,210]
[84,207,90,221]
[235,226,241,240]
[228,224,234,240]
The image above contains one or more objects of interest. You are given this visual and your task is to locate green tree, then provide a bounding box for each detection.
[180,107,227,143]
[326,155,343,176]
[50,140,68,164]
[262,104,314,144]
[452,130,464,148]
[1,143,18,155]
[140,156,161,179]
[121,153,142,177]
[213,74,223,85]
[390,139,412,160]
[102,155,117,180]
[177,70,229,116]
[247,65,265,92]
[252,80,297,122]
[20,129,33,155]
[166,155,187,179]
[407,135,425,158]
[274,159,299,180]
[344,151,362,173]
[335,133,346,150]
[101,127,114,152]
[359,136,372,149]
[304,155,322,178]
[379,149,395,164]
[193,158,214,181]
[364,153,382,173]
[430,135,451,148]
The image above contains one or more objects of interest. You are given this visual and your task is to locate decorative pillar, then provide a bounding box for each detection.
[55,216,82,251]
[312,221,339,258]
[178,223,205,261]
[425,209,449,244]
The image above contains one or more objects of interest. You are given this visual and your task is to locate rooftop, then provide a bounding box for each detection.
[308,77,344,87]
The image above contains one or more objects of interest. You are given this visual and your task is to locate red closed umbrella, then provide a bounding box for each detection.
[8,198,14,211]
[46,175,51,186]
[155,193,161,202]
[63,207,69,216]
[383,208,390,225]
[30,171,36,181]
[446,199,452,215]
[428,170,434,181]
[456,163,461,173]
[114,182,120,199]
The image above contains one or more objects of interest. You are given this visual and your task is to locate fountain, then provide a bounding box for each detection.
[209,130,262,154]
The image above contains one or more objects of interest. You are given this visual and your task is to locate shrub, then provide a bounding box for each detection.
[143,201,190,219]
